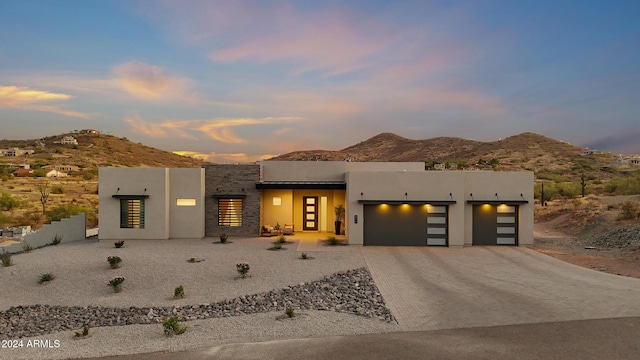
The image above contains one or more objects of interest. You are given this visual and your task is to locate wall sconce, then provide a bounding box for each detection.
[495,193,499,200]
[360,192,364,199]
[115,187,120,195]
[404,192,408,200]
[143,188,147,195]
[469,193,473,200]
[449,192,453,200]
[520,193,525,201]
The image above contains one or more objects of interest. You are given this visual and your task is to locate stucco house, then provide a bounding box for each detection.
[99,161,533,246]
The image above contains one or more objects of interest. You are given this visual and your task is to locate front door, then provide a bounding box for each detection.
[303,196,318,231]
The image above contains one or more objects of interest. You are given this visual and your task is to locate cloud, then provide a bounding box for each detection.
[126,115,303,144]
[112,61,193,100]
[0,85,91,118]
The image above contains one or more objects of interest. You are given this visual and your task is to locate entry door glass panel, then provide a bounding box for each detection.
[303,196,318,230]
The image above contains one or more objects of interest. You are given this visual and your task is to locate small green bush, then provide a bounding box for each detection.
[107,256,122,269]
[174,285,185,298]
[39,273,55,284]
[114,241,124,248]
[277,235,287,244]
[219,233,228,243]
[1,250,13,267]
[301,252,308,259]
[162,316,187,336]
[107,276,125,292]
[285,306,295,318]
[236,262,250,278]
[50,185,65,194]
[327,236,340,246]
[74,325,89,338]
[272,242,282,250]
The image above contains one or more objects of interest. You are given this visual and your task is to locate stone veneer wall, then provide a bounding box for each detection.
[203,164,261,237]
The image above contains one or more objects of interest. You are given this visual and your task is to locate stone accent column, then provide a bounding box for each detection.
[203,164,261,237]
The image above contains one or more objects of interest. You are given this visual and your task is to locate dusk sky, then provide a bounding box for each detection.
[1,1,639,162]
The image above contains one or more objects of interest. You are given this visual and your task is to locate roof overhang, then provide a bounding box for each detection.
[467,200,528,205]
[213,194,247,198]
[256,181,346,190]
[358,200,456,205]
[112,194,149,199]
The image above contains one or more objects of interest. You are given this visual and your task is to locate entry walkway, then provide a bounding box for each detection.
[362,246,640,331]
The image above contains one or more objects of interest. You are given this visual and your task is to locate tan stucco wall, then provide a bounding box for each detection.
[346,170,533,247]
[99,168,170,240]
[99,168,205,240]
[169,168,205,238]
[260,161,424,181]
[263,189,294,227]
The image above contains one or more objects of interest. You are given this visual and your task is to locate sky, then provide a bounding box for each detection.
[1,0,639,163]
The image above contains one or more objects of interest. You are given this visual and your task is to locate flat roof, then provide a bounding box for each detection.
[358,200,456,205]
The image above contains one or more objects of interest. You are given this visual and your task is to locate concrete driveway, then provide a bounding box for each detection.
[362,246,640,331]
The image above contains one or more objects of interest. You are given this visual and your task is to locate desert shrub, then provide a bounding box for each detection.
[114,241,124,248]
[39,273,55,284]
[0,212,10,227]
[0,250,13,267]
[277,235,287,244]
[219,233,228,243]
[327,236,340,246]
[174,285,185,298]
[50,185,65,194]
[74,325,90,338]
[46,203,92,222]
[0,192,24,211]
[619,201,639,220]
[285,306,295,318]
[107,276,125,292]
[162,316,187,336]
[301,252,308,259]
[107,256,122,269]
[51,234,62,245]
[236,262,250,278]
[21,242,33,253]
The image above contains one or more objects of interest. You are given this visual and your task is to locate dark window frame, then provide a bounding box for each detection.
[218,198,243,227]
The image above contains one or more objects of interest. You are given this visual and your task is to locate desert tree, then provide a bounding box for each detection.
[37,182,50,215]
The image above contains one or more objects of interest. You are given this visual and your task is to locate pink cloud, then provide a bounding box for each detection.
[112,61,193,101]
[0,85,91,119]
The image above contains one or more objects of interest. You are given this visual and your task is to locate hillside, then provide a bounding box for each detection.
[0,131,204,170]
[272,132,616,176]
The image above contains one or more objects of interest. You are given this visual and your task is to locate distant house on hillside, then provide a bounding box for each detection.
[54,136,78,145]
[0,147,35,157]
[13,167,33,176]
[46,169,67,178]
[82,129,99,134]
[44,164,80,172]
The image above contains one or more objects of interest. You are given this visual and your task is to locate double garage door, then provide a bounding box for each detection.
[363,203,519,246]
[363,204,448,246]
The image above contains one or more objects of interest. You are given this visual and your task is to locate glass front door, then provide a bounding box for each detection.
[303,196,318,230]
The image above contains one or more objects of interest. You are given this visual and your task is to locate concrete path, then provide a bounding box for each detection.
[362,246,640,331]
[81,317,640,360]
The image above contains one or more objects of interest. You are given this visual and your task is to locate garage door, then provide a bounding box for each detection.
[472,204,518,245]
[363,204,448,246]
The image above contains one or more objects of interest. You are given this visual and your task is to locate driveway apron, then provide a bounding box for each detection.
[361,246,640,332]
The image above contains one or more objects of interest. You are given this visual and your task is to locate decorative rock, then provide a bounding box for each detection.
[0,267,395,338]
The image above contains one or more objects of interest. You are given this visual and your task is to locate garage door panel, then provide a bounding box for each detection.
[364,204,426,246]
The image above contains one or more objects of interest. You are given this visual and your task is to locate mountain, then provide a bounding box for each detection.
[271,132,616,176]
[0,131,204,169]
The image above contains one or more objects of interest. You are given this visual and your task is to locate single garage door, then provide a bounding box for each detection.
[363,204,448,246]
[472,204,518,245]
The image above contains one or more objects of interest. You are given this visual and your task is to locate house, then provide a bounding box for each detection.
[98,162,533,246]
[0,147,35,157]
[13,167,33,177]
[54,136,78,145]
[46,169,67,178]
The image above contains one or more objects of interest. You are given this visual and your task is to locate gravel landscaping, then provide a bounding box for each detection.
[0,237,399,359]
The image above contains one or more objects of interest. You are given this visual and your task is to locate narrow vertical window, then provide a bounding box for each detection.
[120,199,145,229]
[218,198,243,226]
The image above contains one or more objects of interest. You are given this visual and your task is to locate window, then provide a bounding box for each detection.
[120,199,145,229]
[272,196,282,206]
[176,198,196,206]
[218,198,243,226]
